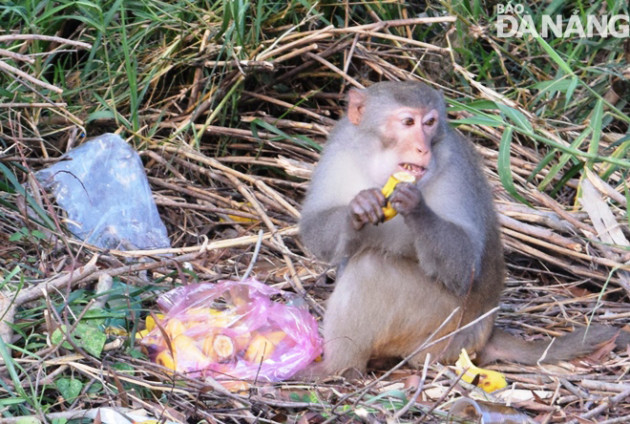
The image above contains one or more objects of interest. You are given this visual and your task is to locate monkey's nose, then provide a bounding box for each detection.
[416,145,429,155]
[414,133,429,154]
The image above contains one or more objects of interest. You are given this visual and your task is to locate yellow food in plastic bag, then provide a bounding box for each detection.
[212,334,236,360]
[156,350,176,370]
[244,334,275,363]
[141,310,291,369]
[139,279,323,387]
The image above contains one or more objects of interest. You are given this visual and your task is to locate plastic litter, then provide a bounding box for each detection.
[36,133,170,250]
[140,279,322,386]
[448,397,532,423]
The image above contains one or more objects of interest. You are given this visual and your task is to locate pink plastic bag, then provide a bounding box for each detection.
[140,279,322,384]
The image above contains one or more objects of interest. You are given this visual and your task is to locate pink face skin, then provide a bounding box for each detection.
[384,107,439,180]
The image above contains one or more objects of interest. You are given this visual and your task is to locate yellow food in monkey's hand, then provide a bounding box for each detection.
[381,171,417,221]
[455,348,507,393]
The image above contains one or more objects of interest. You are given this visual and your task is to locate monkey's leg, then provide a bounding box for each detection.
[320,263,374,375]
[321,251,456,374]
[369,255,494,367]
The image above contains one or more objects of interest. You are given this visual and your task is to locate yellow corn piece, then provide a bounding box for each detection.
[221,202,259,223]
[233,331,252,351]
[145,313,165,332]
[222,380,251,393]
[165,318,186,338]
[185,307,234,327]
[264,330,286,345]
[213,335,235,359]
[173,334,208,364]
[105,326,128,337]
[156,351,176,371]
[381,171,416,221]
[455,348,507,393]
[244,334,275,363]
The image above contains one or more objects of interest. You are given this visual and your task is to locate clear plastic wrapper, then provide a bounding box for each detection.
[36,133,170,250]
[448,398,532,423]
[140,279,322,384]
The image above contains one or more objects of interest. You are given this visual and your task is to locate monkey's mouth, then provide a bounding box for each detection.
[399,163,427,179]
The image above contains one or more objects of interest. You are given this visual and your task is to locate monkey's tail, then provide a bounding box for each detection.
[477,325,630,366]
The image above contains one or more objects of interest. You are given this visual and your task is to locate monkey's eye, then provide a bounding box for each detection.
[424,117,436,127]
[402,117,415,126]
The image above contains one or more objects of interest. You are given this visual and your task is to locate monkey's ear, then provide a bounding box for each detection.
[347,88,366,125]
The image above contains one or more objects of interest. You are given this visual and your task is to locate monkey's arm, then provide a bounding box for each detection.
[299,205,360,263]
[392,184,483,296]
[409,206,479,296]
[300,148,381,263]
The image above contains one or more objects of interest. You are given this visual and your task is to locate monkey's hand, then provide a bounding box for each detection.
[389,183,422,216]
[349,189,386,230]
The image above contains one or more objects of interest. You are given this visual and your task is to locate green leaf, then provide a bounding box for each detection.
[523,17,573,74]
[532,78,573,93]
[586,99,604,168]
[0,398,30,406]
[601,135,630,179]
[14,418,40,424]
[112,363,134,372]
[74,323,107,357]
[0,336,29,401]
[9,229,25,242]
[448,98,505,128]
[56,378,83,403]
[497,103,533,134]
[31,229,46,240]
[86,109,116,123]
[51,323,106,357]
[550,163,584,197]
[564,76,579,110]
[0,163,55,229]
[537,127,591,191]
[51,326,72,350]
[251,119,321,151]
[528,149,557,184]
[448,99,498,111]
[451,116,504,127]
[364,388,407,407]
[498,127,528,204]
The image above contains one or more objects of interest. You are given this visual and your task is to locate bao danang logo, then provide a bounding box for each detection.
[495,3,629,38]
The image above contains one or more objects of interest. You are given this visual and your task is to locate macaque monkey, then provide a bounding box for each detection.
[299,81,627,377]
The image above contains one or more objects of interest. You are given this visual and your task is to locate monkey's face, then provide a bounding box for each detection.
[380,106,438,182]
[346,82,444,185]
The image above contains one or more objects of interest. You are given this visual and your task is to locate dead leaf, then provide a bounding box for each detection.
[582,334,617,362]
[580,177,629,246]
